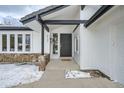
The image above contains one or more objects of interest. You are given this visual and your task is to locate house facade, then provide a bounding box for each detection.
[0,5,124,85]
[0,26,33,53]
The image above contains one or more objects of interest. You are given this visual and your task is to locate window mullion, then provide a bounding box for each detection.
[15,34,17,52]
[23,34,25,52]
[7,34,10,52]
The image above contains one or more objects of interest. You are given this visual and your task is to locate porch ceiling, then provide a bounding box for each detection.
[41,6,80,31]
[47,25,76,32]
[42,6,80,20]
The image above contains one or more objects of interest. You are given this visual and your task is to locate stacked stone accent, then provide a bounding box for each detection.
[0,53,50,71]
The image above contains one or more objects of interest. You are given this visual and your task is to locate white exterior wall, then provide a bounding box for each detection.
[80,5,101,20]
[72,6,81,65]
[24,20,51,54]
[72,26,80,65]
[44,30,50,54]
[0,31,33,53]
[24,20,42,53]
[80,6,124,85]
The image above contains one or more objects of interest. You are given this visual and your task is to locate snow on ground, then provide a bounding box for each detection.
[65,70,92,79]
[0,64,44,88]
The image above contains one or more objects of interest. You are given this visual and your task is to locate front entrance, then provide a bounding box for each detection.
[60,34,72,57]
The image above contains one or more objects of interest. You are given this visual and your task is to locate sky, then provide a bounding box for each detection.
[0,5,48,19]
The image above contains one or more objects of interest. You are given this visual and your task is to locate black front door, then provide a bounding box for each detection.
[60,34,72,57]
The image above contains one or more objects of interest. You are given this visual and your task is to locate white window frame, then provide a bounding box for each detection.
[0,32,32,53]
[2,34,7,52]
[25,34,31,52]
[74,36,80,54]
[17,34,23,52]
[10,34,15,51]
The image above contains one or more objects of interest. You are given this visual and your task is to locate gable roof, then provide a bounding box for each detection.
[20,5,69,24]
[0,26,33,31]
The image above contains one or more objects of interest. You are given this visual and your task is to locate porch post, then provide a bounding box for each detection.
[41,24,44,55]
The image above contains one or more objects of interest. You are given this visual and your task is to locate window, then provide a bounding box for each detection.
[10,34,15,51]
[18,34,23,51]
[1,33,31,52]
[74,36,79,53]
[2,34,7,51]
[25,34,30,51]
[76,37,78,52]
[52,33,58,54]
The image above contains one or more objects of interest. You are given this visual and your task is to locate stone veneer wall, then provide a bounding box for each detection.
[0,53,50,63]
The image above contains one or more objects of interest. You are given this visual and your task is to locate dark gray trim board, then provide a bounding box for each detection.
[41,24,44,55]
[81,5,85,10]
[21,16,36,24]
[21,5,69,24]
[73,24,79,33]
[0,26,33,31]
[36,15,49,32]
[84,5,114,28]
[44,20,87,25]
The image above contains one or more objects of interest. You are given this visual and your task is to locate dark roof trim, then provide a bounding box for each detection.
[21,16,36,24]
[73,24,79,33]
[81,5,85,10]
[84,5,114,28]
[44,20,87,25]
[21,5,69,24]
[0,26,33,31]
[36,15,49,32]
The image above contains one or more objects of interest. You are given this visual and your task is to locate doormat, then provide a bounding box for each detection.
[65,70,92,79]
[61,59,72,61]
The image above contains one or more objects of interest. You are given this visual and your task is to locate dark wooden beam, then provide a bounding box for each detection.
[44,20,87,25]
[21,16,36,24]
[36,15,49,32]
[41,24,44,55]
[73,24,79,33]
[81,5,85,10]
[84,5,114,28]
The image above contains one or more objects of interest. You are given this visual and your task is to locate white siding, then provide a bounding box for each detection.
[24,20,42,53]
[72,26,80,65]
[80,6,124,85]
[80,5,101,20]
[44,30,50,54]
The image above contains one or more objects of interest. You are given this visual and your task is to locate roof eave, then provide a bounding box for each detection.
[84,5,114,28]
[20,5,69,24]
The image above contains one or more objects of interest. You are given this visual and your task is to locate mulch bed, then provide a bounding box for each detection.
[81,70,111,80]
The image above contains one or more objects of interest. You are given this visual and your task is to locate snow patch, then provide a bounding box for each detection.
[65,70,91,79]
[0,64,44,88]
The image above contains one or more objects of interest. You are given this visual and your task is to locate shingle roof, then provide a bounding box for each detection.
[0,26,33,31]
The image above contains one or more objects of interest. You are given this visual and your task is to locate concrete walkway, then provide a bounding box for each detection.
[16,59,124,88]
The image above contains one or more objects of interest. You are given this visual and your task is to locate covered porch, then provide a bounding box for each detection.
[20,5,124,86]
[20,5,85,64]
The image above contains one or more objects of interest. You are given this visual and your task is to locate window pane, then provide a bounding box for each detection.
[25,34,30,51]
[74,37,76,52]
[53,33,58,54]
[18,34,23,51]
[10,34,15,51]
[2,34,7,51]
[76,37,78,51]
